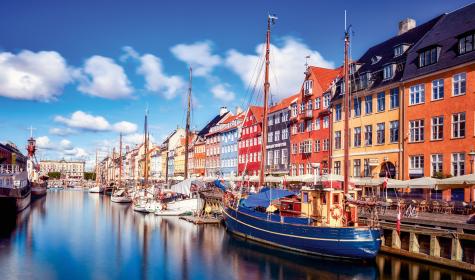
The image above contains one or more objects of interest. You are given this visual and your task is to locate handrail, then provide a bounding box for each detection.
[0,164,25,174]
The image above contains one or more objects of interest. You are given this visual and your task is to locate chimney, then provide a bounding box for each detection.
[219,106,228,116]
[398,18,416,35]
[235,106,243,115]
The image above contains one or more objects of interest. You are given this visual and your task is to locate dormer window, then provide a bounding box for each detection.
[458,32,474,55]
[394,44,410,57]
[383,64,395,80]
[371,56,382,65]
[359,72,368,89]
[418,46,440,67]
[303,79,313,96]
[349,63,356,75]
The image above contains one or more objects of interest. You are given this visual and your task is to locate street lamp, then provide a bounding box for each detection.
[469,149,475,174]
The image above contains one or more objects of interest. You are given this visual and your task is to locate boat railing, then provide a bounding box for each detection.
[0,164,25,175]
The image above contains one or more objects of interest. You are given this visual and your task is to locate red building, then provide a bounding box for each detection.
[238,106,264,176]
[289,66,341,177]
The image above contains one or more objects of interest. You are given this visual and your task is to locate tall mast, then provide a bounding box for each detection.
[144,109,149,187]
[184,67,192,180]
[95,148,98,184]
[259,15,276,187]
[343,19,350,196]
[119,133,123,187]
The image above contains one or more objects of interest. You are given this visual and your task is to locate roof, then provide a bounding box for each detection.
[248,106,264,122]
[270,92,299,113]
[309,66,343,92]
[403,3,475,80]
[197,111,231,137]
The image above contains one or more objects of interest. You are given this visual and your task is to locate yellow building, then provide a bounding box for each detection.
[173,134,196,178]
[330,18,437,180]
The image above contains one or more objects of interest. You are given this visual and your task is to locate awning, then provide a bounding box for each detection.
[241,188,295,208]
[439,174,475,185]
[170,178,205,195]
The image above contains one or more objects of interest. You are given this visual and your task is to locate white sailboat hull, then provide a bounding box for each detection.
[88,186,103,193]
[111,196,132,203]
[154,198,204,216]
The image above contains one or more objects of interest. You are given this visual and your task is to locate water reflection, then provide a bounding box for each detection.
[0,190,473,280]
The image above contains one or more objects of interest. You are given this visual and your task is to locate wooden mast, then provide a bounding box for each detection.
[184,67,192,180]
[95,148,98,184]
[343,22,350,196]
[259,15,275,187]
[119,133,123,188]
[144,110,149,188]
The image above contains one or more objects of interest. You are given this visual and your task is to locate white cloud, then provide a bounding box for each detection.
[113,121,137,134]
[63,147,88,158]
[54,111,110,132]
[49,127,77,136]
[122,46,185,100]
[123,133,155,146]
[0,50,71,101]
[225,37,334,100]
[170,41,221,77]
[59,139,73,150]
[77,55,133,99]
[36,136,54,150]
[211,84,236,102]
[54,110,138,134]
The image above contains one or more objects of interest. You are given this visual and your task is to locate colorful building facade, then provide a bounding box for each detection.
[238,106,263,176]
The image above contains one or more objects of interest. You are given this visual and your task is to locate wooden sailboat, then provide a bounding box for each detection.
[221,15,381,260]
[111,133,132,203]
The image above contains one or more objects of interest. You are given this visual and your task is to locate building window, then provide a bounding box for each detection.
[389,88,399,109]
[291,103,298,117]
[334,161,341,175]
[306,120,312,132]
[291,125,297,135]
[364,159,371,177]
[304,80,313,95]
[432,79,444,100]
[304,140,312,154]
[281,149,288,165]
[315,97,320,109]
[299,164,304,175]
[323,139,329,151]
[383,64,394,80]
[353,127,361,147]
[410,84,425,105]
[364,125,372,146]
[335,104,342,121]
[365,95,373,115]
[394,45,404,57]
[274,130,280,141]
[459,33,474,55]
[389,121,399,143]
[315,140,320,152]
[299,142,304,154]
[274,150,280,165]
[299,122,305,133]
[376,123,385,144]
[453,73,466,96]
[282,128,288,140]
[431,116,444,140]
[354,97,361,117]
[291,164,296,176]
[431,154,443,177]
[268,116,273,126]
[410,155,424,175]
[353,159,361,177]
[377,92,385,112]
[314,119,320,130]
[323,116,329,128]
[452,112,466,138]
[418,47,439,67]
[291,144,298,154]
[452,153,465,176]
[334,131,341,150]
[306,164,312,175]
[409,119,424,142]
[359,73,369,89]
[323,94,330,109]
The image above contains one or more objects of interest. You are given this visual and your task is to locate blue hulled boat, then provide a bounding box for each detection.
[223,188,381,260]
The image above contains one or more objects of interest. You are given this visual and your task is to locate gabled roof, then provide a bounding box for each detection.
[308,66,343,92]
[403,3,475,80]
[248,105,264,123]
[197,111,231,137]
[270,92,299,113]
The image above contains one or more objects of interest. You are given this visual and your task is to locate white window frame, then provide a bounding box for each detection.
[409,119,424,142]
[431,116,443,141]
[452,112,466,139]
[431,154,443,176]
[410,84,425,105]
[431,79,444,101]
[453,73,466,96]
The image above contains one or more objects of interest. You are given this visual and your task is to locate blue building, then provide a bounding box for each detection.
[219,112,244,177]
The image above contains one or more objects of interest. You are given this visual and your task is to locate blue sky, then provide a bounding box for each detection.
[0,0,472,169]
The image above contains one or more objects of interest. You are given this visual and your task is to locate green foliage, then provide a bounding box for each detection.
[432,172,452,179]
[48,172,61,179]
[84,172,96,181]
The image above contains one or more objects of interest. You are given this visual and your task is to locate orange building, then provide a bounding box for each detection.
[401,4,475,201]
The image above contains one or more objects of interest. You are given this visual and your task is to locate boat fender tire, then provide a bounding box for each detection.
[330,204,342,220]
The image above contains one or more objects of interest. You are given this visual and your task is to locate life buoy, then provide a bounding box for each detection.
[330,204,342,220]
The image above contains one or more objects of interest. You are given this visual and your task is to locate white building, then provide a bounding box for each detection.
[39,159,85,179]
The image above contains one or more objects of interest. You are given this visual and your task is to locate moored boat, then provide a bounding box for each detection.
[0,164,31,213]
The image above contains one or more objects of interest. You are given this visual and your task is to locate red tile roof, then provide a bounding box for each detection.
[248,106,264,122]
[270,92,300,112]
[308,66,343,92]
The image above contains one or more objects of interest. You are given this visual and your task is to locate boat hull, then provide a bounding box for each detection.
[88,186,103,193]
[223,206,381,260]
[111,196,132,203]
[0,192,31,213]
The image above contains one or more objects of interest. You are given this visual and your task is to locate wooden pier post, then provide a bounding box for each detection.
[430,235,441,257]
[409,232,420,253]
[451,237,463,262]
[392,229,401,249]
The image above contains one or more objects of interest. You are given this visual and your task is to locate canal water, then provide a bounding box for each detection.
[0,190,473,280]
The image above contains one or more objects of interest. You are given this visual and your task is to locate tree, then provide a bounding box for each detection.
[84,172,96,181]
[48,172,61,179]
